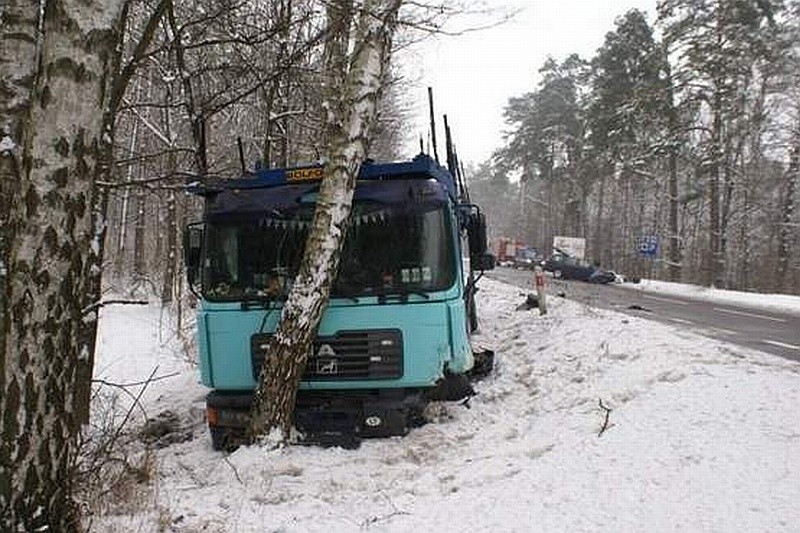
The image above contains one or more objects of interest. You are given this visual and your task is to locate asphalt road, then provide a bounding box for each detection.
[487,267,800,363]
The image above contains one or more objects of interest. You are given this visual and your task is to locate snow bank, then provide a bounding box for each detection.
[89,280,800,532]
[621,279,800,316]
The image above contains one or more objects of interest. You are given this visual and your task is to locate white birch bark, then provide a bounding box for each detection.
[0,0,124,528]
[251,0,404,439]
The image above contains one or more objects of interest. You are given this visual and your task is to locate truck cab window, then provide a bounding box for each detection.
[201,199,455,301]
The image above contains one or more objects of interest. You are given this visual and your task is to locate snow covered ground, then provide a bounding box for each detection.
[619,278,800,315]
[89,278,800,532]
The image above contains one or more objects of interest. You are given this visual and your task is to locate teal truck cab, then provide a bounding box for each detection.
[184,153,494,449]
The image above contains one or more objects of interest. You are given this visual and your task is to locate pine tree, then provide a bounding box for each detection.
[498,55,588,253]
[658,0,783,286]
[586,9,675,275]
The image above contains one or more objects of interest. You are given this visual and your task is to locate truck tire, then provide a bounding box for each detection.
[210,426,246,452]
[428,372,475,401]
[210,426,229,451]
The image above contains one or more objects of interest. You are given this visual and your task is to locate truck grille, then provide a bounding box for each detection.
[251,329,403,381]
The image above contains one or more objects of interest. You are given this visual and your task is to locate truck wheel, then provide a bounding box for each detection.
[408,406,427,428]
[429,373,475,401]
[553,269,562,279]
[210,426,228,451]
[210,426,245,452]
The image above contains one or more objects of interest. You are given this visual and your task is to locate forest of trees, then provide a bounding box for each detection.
[2,0,799,526]
[100,0,800,307]
[101,0,410,316]
[471,1,799,294]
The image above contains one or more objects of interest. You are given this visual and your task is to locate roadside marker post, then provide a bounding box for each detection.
[534,266,547,315]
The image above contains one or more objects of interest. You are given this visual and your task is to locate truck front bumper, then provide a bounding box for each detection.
[205,388,427,450]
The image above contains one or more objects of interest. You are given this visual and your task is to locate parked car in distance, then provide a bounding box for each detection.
[588,270,617,284]
[513,246,543,270]
[541,254,617,284]
[541,254,593,280]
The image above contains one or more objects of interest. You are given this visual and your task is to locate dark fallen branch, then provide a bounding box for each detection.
[90,366,160,461]
[92,372,180,389]
[360,490,410,527]
[598,399,612,437]
[224,456,243,484]
[361,510,411,527]
[90,371,181,434]
[81,299,149,316]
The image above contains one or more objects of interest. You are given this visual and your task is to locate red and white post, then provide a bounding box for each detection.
[534,266,547,315]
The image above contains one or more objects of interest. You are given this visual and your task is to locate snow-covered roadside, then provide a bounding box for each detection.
[92,302,205,416]
[89,279,800,532]
[619,278,800,316]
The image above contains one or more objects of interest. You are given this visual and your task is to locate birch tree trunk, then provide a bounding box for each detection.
[166,1,207,175]
[665,55,681,282]
[776,146,798,292]
[0,0,123,528]
[161,86,177,304]
[161,190,177,304]
[708,97,723,286]
[134,185,147,277]
[593,165,608,265]
[250,0,403,440]
[667,147,681,281]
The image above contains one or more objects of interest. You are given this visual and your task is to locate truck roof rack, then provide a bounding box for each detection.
[186,153,458,201]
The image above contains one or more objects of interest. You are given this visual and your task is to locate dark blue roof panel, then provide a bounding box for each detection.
[187,153,457,200]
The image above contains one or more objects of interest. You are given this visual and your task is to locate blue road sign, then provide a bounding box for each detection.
[637,235,660,258]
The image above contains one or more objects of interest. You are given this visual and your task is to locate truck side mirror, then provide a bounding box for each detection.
[472,252,495,271]
[458,204,494,271]
[467,211,488,256]
[184,223,204,289]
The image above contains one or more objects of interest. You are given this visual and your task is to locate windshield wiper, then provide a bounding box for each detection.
[332,280,371,303]
[238,294,284,310]
[377,289,431,304]
[332,293,361,303]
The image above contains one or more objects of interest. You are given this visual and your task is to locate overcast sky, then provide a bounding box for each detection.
[400,0,659,165]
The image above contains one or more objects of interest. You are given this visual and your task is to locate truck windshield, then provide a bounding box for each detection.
[202,201,456,300]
